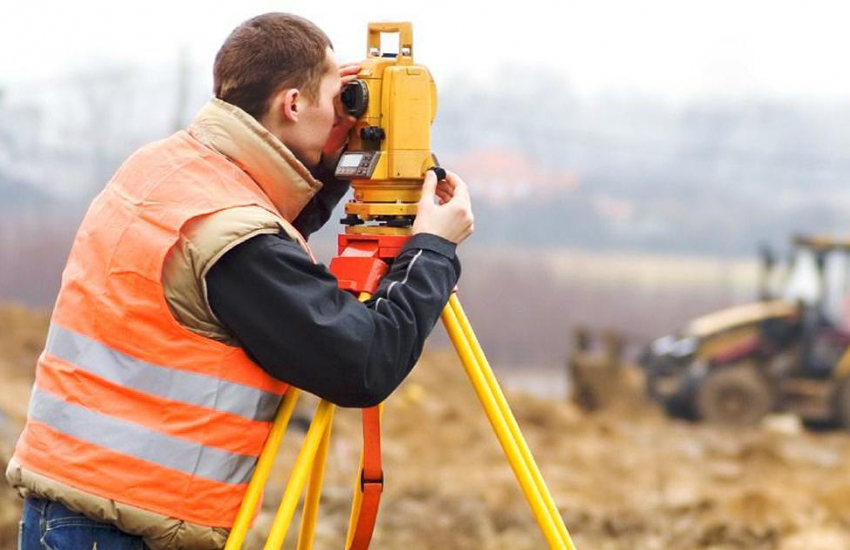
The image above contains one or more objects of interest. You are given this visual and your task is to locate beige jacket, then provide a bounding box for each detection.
[6,98,323,549]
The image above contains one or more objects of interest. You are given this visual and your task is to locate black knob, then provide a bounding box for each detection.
[360,126,385,141]
[429,166,447,181]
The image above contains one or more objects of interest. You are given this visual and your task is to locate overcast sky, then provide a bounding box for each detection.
[3,0,850,101]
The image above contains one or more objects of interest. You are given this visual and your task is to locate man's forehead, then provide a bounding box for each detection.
[324,47,340,76]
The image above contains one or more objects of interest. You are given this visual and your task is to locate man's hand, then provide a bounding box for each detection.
[413,170,474,245]
[321,62,362,171]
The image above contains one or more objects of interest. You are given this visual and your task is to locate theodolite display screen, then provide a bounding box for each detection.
[335,151,381,179]
[339,154,363,168]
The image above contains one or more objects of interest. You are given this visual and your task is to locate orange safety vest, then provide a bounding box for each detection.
[12,129,310,528]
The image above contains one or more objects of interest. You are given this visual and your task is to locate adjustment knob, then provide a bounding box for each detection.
[360,126,386,141]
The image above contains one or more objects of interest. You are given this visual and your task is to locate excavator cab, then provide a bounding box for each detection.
[642,235,850,426]
[778,237,850,378]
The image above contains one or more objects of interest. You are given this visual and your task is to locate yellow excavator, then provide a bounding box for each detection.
[641,235,850,426]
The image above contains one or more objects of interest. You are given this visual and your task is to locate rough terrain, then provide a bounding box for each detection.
[2,305,850,549]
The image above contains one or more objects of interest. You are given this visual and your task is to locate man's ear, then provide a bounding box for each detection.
[280,88,300,123]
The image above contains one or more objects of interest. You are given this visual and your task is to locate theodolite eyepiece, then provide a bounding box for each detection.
[341,79,369,118]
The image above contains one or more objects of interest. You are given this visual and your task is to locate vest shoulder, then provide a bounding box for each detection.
[162,205,294,343]
[112,131,263,210]
[120,131,209,174]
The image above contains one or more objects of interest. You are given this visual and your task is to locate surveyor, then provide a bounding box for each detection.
[7,12,473,549]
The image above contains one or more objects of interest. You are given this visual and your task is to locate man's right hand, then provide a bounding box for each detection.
[412,170,474,244]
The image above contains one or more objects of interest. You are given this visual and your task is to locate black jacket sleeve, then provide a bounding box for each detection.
[206,232,461,408]
[292,164,351,239]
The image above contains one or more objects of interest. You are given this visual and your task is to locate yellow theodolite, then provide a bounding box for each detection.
[335,22,439,235]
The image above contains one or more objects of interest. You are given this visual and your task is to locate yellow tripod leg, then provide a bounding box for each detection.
[296,411,334,550]
[448,295,576,549]
[264,401,336,550]
[344,453,364,549]
[441,302,569,550]
[226,388,301,550]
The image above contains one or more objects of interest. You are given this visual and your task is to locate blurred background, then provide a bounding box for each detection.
[3,1,850,548]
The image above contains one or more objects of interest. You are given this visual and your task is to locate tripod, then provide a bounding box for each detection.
[223,228,577,550]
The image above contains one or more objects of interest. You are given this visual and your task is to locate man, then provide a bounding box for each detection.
[8,13,473,550]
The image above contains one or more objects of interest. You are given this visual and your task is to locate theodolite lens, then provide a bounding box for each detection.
[341,79,369,118]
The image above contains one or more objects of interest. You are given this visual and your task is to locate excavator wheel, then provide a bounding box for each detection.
[833,376,850,429]
[695,364,773,426]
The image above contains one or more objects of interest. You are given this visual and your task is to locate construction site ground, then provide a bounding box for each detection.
[2,304,850,549]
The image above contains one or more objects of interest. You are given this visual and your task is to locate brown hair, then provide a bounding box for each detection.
[213,13,333,120]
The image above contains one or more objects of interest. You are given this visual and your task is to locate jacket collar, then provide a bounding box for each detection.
[187,98,322,222]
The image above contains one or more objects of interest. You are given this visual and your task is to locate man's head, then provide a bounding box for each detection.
[214,13,341,168]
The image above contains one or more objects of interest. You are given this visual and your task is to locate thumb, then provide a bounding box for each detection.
[420,170,437,201]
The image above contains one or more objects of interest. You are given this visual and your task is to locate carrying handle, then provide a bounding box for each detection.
[367,22,413,59]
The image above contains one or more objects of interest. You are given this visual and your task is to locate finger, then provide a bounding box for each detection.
[436,184,454,201]
[440,171,459,191]
[435,190,452,204]
[443,170,463,186]
[340,74,360,86]
[437,181,454,193]
[420,170,437,200]
[339,63,362,77]
[446,171,470,203]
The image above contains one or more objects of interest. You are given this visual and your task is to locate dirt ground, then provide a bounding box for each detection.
[2,305,850,549]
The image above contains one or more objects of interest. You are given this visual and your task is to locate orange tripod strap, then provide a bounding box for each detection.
[347,406,383,550]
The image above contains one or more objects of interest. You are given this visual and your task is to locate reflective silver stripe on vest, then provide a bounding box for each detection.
[45,323,281,422]
[29,388,255,485]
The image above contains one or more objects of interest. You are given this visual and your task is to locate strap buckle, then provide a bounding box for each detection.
[360,469,384,492]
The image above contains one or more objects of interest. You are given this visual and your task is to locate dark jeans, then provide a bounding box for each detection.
[19,497,147,549]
